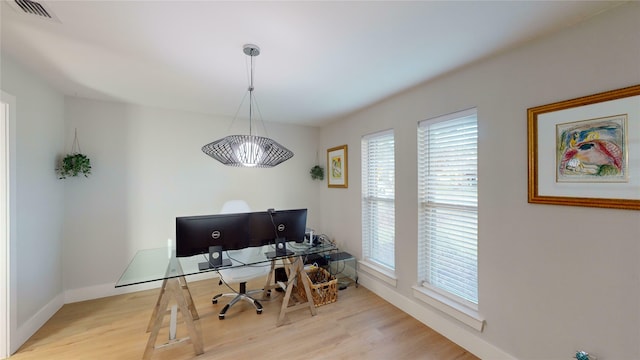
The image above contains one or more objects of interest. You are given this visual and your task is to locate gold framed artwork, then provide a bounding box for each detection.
[327,145,348,188]
[527,84,640,210]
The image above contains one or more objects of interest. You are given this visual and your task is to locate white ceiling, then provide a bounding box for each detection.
[0,1,624,127]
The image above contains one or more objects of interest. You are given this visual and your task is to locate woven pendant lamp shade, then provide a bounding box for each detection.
[202,134,293,168]
[202,44,294,168]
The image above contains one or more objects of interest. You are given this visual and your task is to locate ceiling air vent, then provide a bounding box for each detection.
[8,0,60,22]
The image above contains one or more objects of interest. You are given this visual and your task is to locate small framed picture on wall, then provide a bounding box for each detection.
[327,145,348,188]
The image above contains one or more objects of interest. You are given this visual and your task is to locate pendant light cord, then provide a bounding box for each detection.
[247,47,269,138]
[228,47,262,136]
[249,50,254,137]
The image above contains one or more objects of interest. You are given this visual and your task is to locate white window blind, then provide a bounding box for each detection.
[362,129,395,270]
[418,109,478,306]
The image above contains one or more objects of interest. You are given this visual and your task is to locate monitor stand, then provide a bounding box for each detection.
[198,246,232,270]
[198,259,232,271]
[265,238,294,258]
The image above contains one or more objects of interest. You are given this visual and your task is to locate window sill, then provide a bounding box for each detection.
[358,260,397,287]
[412,285,485,332]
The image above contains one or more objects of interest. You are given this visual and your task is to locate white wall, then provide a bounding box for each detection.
[62,97,322,299]
[319,3,640,360]
[2,2,639,358]
[0,55,66,352]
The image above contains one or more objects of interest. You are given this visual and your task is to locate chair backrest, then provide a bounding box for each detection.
[220,200,251,214]
[218,200,263,264]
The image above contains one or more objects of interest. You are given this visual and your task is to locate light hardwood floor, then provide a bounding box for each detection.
[9,278,479,359]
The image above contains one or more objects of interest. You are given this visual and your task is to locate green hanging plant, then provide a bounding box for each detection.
[57,129,92,179]
[310,165,324,180]
[57,153,92,179]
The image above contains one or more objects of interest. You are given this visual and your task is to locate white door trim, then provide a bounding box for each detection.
[0,99,7,358]
[1,91,17,356]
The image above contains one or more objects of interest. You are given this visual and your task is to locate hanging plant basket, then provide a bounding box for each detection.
[57,153,92,179]
[57,129,92,179]
[310,165,324,180]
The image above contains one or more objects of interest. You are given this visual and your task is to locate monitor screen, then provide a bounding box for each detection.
[249,208,308,246]
[175,213,251,257]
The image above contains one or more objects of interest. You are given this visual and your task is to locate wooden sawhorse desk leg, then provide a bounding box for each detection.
[272,256,317,326]
[143,276,203,360]
[146,275,199,332]
[263,258,291,298]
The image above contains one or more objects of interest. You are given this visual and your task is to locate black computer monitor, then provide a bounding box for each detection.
[250,209,307,256]
[175,213,251,269]
[273,208,308,243]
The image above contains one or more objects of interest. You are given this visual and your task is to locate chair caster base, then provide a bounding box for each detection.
[212,294,222,304]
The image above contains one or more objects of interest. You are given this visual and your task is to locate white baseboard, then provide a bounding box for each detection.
[358,272,517,360]
[64,281,161,304]
[14,292,64,353]
[12,272,220,353]
[64,271,219,304]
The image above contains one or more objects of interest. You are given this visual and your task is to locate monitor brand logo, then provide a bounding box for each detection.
[277,224,285,232]
[211,230,221,239]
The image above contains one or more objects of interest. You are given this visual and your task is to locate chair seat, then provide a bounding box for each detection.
[213,246,271,319]
[218,264,269,283]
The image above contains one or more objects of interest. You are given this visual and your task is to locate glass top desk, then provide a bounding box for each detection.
[116,242,337,359]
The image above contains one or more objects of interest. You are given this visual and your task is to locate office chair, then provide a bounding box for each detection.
[212,200,271,319]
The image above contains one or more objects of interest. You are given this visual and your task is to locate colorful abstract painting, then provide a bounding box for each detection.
[331,156,342,179]
[556,115,627,182]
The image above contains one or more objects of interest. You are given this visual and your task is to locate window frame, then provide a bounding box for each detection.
[415,108,483,330]
[360,129,396,278]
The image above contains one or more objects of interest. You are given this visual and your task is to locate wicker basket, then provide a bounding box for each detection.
[296,267,338,307]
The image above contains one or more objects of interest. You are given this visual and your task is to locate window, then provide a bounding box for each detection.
[418,109,478,307]
[361,129,395,270]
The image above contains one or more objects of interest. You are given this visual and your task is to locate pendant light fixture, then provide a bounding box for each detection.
[202,44,294,167]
